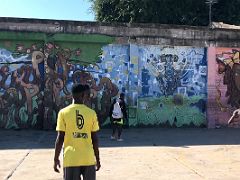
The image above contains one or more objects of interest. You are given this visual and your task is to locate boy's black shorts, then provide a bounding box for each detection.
[64,165,95,180]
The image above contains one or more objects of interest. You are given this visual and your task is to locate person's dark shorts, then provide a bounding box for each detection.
[112,118,123,125]
[64,165,96,180]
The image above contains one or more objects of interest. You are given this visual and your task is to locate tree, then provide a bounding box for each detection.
[90,0,240,26]
[213,0,240,25]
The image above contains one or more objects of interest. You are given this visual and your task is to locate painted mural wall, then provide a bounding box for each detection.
[53,44,130,128]
[0,32,119,129]
[1,31,239,129]
[208,47,240,128]
[130,45,208,127]
[0,41,44,129]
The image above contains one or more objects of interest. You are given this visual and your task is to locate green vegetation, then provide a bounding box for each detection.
[90,0,240,26]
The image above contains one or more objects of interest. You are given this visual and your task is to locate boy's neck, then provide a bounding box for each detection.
[74,100,84,104]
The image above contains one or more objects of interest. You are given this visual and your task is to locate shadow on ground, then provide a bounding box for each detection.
[0,128,240,150]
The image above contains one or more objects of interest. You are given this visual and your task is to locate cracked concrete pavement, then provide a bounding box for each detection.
[1,128,240,180]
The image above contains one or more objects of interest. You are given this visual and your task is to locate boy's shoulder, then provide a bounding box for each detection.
[59,104,72,113]
[60,104,97,116]
[84,105,97,115]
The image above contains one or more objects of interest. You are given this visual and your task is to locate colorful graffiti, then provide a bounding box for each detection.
[1,31,239,129]
[216,49,240,109]
[0,45,44,129]
[0,36,130,129]
[0,32,117,129]
[66,44,130,126]
[208,48,240,128]
[130,45,208,127]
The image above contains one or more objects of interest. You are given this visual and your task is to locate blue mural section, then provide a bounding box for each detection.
[135,46,208,127]
[62,44,130,126]
[127,44,140,125]
[97,44,129,94]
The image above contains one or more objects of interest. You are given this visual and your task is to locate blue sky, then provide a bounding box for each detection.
[0,0,95,21]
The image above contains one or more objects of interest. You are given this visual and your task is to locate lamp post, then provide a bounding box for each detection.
[205,0,218,28]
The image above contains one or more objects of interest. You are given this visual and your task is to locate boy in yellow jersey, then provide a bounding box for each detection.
[54,84,100,180]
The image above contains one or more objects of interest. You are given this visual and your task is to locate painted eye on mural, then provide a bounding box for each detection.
[36,55,42,60]
[16,44,24,51]
[26,49,31,54]
[173,56,178,62]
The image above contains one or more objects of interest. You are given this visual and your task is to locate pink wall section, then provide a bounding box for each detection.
[207,47,240,128]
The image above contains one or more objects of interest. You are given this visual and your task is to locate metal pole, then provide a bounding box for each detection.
[209,3,212,27]
[205,0,218,28]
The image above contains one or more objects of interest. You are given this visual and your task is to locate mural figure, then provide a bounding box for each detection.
[146,54,185,96]
[0,45,43,128]
[0,65,10,90]
[216,49,240,124]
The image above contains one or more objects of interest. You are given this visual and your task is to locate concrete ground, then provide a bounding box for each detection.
[1,128,240,180]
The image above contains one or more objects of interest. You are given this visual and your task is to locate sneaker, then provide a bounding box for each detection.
[110,136,116,140]
[117,138,124,142]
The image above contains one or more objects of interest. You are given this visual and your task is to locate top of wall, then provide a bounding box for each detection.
[0,17,240,47]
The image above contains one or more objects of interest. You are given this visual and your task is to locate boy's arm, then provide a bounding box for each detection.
[91,131,101,171]
[54,131,65,173]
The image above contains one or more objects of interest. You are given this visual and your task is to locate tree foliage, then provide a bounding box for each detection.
[90,0,240,26]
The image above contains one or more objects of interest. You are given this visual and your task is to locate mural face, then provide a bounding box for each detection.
[132,46,208,127]
[208,48,240,127]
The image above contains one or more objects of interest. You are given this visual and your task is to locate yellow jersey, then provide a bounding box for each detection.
[56,104,99,167]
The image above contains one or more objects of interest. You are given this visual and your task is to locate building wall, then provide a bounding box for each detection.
[1,36,209,128]
[1,18,240,129]
[1,17,240,47]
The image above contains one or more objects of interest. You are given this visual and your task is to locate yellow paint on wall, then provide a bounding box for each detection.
[131,56,138,64]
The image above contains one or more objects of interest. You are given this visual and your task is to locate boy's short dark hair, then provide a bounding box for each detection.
[72,84,90,95]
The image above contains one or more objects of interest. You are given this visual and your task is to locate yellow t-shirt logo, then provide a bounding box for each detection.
[76,110,84,129]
